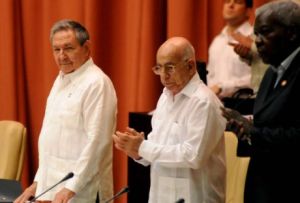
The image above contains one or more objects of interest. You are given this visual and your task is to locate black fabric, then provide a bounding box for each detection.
[196,60,207,85]
[240,53,300,203]
[95,192,99,203]
[223,88,255,115]
[127,112,152,203]
[0,179,22,203]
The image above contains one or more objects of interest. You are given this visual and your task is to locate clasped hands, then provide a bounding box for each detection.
[113,127,145,160]
[221,107,253,144]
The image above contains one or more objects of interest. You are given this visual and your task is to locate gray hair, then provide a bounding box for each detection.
[255,0,300,29]
[50,19,89,45]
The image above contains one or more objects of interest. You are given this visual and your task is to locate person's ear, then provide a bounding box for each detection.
[83,40,90,49]
[287,26,298,43]
[83,40,91,55]
[187,59,194,70]
[245,8,252,19]
[290,33,298,43]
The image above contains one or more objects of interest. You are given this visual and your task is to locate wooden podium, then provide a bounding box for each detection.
[128,112,152,203]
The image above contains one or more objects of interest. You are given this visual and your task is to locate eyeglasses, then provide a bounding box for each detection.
[152,60,189,75]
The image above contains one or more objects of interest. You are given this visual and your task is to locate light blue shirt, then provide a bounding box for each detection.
[271,46,300,87]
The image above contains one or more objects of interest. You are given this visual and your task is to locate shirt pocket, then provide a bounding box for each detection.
[169,122,185,144]
[59,98,85,149]
[158,176,190,203]
[151,118,186,144]
[60,98,82,128]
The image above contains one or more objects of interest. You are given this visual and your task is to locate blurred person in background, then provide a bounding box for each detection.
[207,0,253,99]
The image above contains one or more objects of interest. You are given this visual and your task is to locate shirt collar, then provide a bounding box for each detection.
[59,58,93,81]
[163,73,201,99]
[221,21,251,37]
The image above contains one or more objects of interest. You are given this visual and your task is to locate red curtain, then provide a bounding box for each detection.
[0,0,268,202]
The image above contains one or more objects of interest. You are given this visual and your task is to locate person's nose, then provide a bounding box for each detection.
[227,0,235,7]
[254,34,263,47]
[58,49,68,59]
[162,69,172,78]
[160,71,170,81]
[59,49,66,55]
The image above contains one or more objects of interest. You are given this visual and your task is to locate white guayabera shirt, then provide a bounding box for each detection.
[137,74,226,203]
[34,58,117,203]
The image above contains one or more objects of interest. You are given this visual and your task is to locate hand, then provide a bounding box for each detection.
[229,32,253,60]
[210,84,222,96]
[231,32,253,49]
[52,188,75,203]
[229,43,252,60]
[13,182,37,203]
[221,107,253,143]
[113,127,145,159]
[221,106,249,123]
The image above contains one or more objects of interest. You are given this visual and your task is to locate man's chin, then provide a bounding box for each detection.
[259,54,273,66]
[165,84,179,93]
[164,83,174,89]
[60,66,75,74]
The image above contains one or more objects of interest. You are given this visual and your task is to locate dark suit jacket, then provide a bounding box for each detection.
[237,52,300,203]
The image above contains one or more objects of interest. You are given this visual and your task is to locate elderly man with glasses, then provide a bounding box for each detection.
[113,37,226,203]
